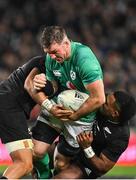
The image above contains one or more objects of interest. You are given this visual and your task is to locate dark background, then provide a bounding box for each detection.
[0,1,136,178]
[0,0,136,127]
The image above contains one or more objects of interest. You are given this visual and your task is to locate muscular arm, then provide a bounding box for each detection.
[24,69,72,118]
[70,79,105,121]
[86,152,115,176]
[77,131,115,176]
[24,68,48,105]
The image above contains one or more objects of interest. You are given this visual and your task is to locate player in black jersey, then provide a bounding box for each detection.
[0,56,54,179]
[53,91,136,179]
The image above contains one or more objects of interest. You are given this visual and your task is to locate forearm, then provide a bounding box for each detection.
[29,89,48,105]
[84,149,115,175]
[24,68,48,105]
[75,96,103,119]
[70,80,105,121]
[87,155,108,175]
[77,130,114,176]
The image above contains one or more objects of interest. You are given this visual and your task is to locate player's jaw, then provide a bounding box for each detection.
[54,55,64,63]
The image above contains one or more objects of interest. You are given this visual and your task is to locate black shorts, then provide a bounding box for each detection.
[0,110,31,144]
[32,121,60,144]
[0,93,31,144]
[57,135,80,157]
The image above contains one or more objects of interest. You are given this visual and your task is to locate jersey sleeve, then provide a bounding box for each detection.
[76,47,103,85]
[23,55,46,73]
[102,138,129,162]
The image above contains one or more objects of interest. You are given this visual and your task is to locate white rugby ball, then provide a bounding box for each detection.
[57,90,89,111]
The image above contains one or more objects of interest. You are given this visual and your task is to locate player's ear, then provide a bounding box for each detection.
[63,39,70,47]
[112,110,119,118]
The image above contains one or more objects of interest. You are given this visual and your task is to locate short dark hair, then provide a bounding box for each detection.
[40,26,66,48]
[114,91,136,123]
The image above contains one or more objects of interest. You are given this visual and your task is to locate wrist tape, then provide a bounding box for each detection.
[41,99,53,111]
[84,146,95,158]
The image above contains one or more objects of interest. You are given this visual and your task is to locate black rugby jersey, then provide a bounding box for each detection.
[92,112,130,161]
[78,112,130,178]
[0,56,46,116]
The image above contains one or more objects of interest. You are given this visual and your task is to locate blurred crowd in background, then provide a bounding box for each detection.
[0,0,136,126]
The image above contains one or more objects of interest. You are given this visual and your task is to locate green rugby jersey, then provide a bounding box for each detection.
[45,41,103,123]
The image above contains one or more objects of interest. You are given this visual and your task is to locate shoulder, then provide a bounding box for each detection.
[30,55,45,61]
[21,55,46,73]
[73,42,92,57]
[118,123,130,139]
[111,124,130,152]
[96,116,130,141]
[109,122,130,144]
[26,55,45,65]
[73,42,100,66]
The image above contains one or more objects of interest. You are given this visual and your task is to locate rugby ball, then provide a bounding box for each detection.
[57,90,89,111]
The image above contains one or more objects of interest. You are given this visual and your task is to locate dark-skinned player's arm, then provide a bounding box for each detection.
[76,131,115,176]
[68,79,105,121]
[24,68,72,119]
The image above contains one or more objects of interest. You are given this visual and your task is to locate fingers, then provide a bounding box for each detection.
[76,133,83,143]
[55,104,66,109]
[59,109,73,116]
[34,73,46,82]
[51,105,73,120]
[76,131,93,149]
[55,105,73,114]
[33,74,47,90]
[83,130,91,138]
[60,117,69,121]
[33,83,45,90]
[77,131,92,141]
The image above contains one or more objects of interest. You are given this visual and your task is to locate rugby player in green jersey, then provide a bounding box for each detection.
[25,26,105,178]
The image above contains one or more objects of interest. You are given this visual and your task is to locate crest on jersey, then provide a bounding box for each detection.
[70,70,76,80]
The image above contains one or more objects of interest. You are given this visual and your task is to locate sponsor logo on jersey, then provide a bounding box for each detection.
[103,127,111,138]
[70,70,76,80]
[104,127,111,134]
[66,81,76,89]
[84,167,92,175]
[53,70,61,77]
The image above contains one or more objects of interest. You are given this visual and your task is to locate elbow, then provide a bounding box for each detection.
[24,80,32,94]
[95,170,106,178]
[24,81,29,92]
[96,163,113,176]
[95,166,110,177]
[98,168,108,175]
